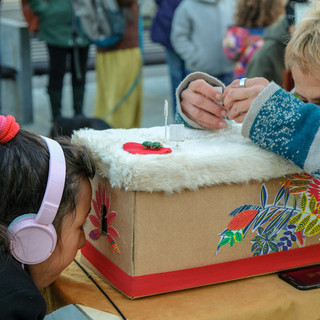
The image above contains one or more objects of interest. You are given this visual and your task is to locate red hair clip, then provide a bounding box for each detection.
[0,115,20,143]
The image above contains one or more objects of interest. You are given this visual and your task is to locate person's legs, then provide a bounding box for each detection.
[94,48,142,129]
[47,45,68,120]
[71,46,89,116]
[165,48,187,116]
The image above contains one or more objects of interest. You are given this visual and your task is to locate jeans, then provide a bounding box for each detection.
[47,45,89,91]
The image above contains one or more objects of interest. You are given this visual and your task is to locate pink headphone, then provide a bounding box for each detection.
[7,136,66,264]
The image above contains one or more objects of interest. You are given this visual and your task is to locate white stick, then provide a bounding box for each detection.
[164,99,168,140]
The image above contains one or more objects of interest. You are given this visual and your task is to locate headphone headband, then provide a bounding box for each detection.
[37,136,66,225]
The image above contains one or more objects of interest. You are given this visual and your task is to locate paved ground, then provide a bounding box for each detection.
[21,64,175,136]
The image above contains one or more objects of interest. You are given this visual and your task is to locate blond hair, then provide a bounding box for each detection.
[285,1,320,79]
[234,0,287,28]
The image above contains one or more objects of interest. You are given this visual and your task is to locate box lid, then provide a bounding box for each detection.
[71,125,301,193]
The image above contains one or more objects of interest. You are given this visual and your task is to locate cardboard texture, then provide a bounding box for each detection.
[73,126,320,298]
[81,174,320,298]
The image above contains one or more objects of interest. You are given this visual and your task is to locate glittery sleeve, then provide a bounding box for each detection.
[242,82,320,178]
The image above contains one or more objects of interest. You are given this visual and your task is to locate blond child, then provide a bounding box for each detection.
[175,0,320,178]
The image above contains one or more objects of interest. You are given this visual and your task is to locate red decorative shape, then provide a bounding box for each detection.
[89,229,100,241]
[296,230,304,246]
[81,241,320,298]
[308,179,320,203]
[89,215,100,228]
[89,184,120,254]
[123,142,172,155]
[227,210,259,230]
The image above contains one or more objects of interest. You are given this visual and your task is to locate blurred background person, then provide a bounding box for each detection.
[94,0,143,129]
[246,0,310,86]
[171,0,236,86]
[150,0,187,116]
[223,0,287,80]
[245,14,292,86]
[26,0,90,121]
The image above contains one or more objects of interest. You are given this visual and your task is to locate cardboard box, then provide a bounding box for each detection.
[72,126,320,298]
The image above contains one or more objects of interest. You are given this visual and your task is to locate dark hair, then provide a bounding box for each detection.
[235,0,286,28]
[0,129,95,256]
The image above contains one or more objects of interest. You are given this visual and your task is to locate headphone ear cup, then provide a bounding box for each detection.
[7,136,65,265]
[8,214,57,264]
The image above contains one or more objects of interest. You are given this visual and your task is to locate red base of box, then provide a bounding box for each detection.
[82,240,320,298]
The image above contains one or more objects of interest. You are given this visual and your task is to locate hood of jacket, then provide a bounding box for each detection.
[263,17,290,45]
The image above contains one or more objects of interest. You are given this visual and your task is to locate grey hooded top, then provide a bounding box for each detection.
[171,0,236,76]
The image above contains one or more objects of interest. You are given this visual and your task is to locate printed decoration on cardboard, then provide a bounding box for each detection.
[217,173,320,256]
[89,183,120,254]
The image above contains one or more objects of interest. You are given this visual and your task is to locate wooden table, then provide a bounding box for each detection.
[44,254,320,320]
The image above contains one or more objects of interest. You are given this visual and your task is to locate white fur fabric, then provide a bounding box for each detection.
[71,124,302,193]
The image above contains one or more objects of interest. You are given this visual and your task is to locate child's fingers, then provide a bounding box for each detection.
[180,98,227,129]
[232,112,247,123]
[223,78,269,111]
[223,87,250,112]
[188,79,223,104]
[227,98,252,120]
[181,88,221,115]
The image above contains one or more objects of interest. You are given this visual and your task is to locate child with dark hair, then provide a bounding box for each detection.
[0,115,95,319]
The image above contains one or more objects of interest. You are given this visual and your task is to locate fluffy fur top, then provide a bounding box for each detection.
[71,124,302,193]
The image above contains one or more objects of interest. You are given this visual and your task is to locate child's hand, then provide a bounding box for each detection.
[180,79,227,129]
[223,78,270,123]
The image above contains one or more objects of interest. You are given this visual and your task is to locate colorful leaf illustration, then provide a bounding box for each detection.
[227,210,258,230]
[308,223,320,236]
[217,173,320,257]
[290,212,302,225]
[269,241,279,252]
[309,195,317,213]
[253,208,276,230]
[291,173,313,179]
[235,231,243,242]
[301,193,308,211]
[219,237,230,247]
[296,230,304,246]
[260,184,267,208]
[296,215,311,232]
[305,218,318,235]
[273,185,286,205]
[308,179,320,202]
[263,210,288,234]
[228,204,261,217]
[284,189,290,206]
